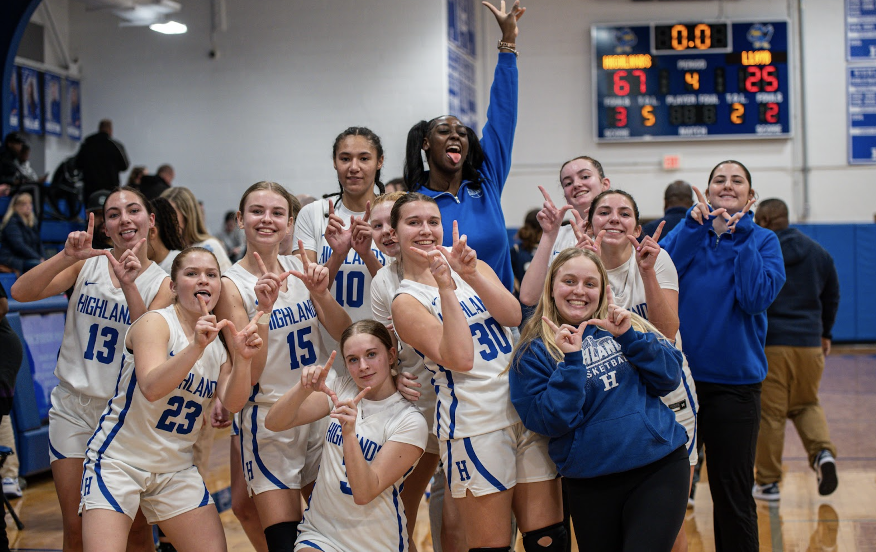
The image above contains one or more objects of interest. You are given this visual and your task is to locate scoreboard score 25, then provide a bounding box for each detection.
[593,21,791,142]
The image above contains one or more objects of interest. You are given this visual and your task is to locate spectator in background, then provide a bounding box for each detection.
[641,180,694,242]
[510,208,541,293]
[125,165,147,188]
[0,281,23,549]
[75,119,130,202]
[218,210,245,263]
[160,187,232,272]
[0,133,27,197]
[384,177,407,193]
[295,194,316,209]
[15,144,45,184]
[138,163,174,200]
[0,193,42,274]
[753,198,840,501]
[85,190,112,249]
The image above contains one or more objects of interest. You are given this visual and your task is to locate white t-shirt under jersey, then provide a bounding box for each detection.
[394,270,520,441]
[56,255,168,399]
[194,238,232,274]
[371,261,437,433]
[548,224,577,266]
[86,306,228,473]
[223,256,328,404]
[297,376,427,552]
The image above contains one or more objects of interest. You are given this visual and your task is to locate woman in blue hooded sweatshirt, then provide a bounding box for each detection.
[510,248,689,552]
[403,0,525,293]
[660,160,785,552]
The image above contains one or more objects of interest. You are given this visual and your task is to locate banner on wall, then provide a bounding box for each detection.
[20,66,42,134]
[848,66,876,164]
[847,0,876,61]
[67,78,81,141]
[8,67,20,130]
[43,72,62,137]
[447,0,478,130]
[19,312,64,421]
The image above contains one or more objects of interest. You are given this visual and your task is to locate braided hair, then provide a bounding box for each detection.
[150,196,185,251]
[403,117,484,193]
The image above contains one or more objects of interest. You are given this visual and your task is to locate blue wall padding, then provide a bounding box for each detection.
[854,225,876,341]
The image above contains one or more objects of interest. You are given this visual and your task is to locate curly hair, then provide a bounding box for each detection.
[150,196,185,251]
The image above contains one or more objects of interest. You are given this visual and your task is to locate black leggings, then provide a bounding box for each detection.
[565,447,689,552]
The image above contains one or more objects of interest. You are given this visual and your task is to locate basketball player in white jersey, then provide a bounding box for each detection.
[368,191,441,547]
[215,182,351,552]
[389,194,566,552]
[80,247,263,552]
[579,189,699,552]
[265,320,428,552]
[292,128,388,375]
[12,187,173,552]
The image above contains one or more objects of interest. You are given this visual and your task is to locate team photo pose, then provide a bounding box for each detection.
[292,127,387,362]
[518,155,610,307]
[265,321,428,552]
[660,161,785,551]
[215,182,351,552]
[510,248,689,552]
[580,189,699,552]
[12,187,172,552]
[79,247,263,552]
[367,191,441,547]
[403,0,525,292]
[390,193,564,552]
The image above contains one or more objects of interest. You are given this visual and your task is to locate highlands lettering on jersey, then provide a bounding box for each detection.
[631,302,648,319]
[176,373,217,399]
[325,421,384,462]
[435,295,488,323]
[319,245,387,267]
[581,335,626,379]
[76,294,130,324]
[269,300,317,331]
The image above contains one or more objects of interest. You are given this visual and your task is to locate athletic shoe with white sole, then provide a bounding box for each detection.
[2,477,21,499]
[814,449,838,496]
[752,482,780,501]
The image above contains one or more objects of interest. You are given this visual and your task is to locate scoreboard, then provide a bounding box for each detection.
[593,21,791,142]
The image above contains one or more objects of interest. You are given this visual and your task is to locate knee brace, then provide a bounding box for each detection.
[264,521,299,552]
[522,522,568,552]
[469,548,511,552]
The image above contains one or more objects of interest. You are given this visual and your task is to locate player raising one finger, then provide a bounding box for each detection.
[215,182,352,552]
[265,321,428,552]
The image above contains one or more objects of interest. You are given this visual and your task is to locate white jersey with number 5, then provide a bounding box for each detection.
[56,255,167,399]
[394,271,519,440]
[293,198,387,374]
[85,306,227,473]
[224,256,328,404]
[297,376,427,552]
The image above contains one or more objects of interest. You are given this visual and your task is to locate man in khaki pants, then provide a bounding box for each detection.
[752,199,840,501]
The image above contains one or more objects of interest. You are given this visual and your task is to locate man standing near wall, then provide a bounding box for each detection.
[138,163,174,200]
[75,119,130,202]
[640,180,694,241]
[752,198,840,501]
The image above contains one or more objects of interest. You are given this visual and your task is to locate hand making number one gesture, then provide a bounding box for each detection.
[542,316,587,355]
[330,385,372,436]
[570,210,605,255]
[194,294,229,350]
[690,186,726,225]
[64,212,109,261]
[289,240,331,295]
[536,186,573,236]
[253,251,294,312]
[483,0,526,41]
[586,285,632,337]
[350,201,374,258]
[224,310,265,360]
[442,221,478,279]
[106,237,146,286]
[324,199,354,254]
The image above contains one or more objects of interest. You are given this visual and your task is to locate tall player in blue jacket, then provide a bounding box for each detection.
[510,248,689,552]
[403,0,525,292]
[660,160,785,552]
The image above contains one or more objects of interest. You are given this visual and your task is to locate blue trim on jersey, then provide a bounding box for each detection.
[680,371,698,455]
[199,484,210,507]
[445,441,453,487]
[392,485,405,552]
[444,369,459,440]
[249,404,290,490]
[414,348,443,440]
[463,437,507,492]
[48,438,66,460]
[299,540,325,551]
[85,354,129,451]
[93,370,138,514]
[248,383,260,403]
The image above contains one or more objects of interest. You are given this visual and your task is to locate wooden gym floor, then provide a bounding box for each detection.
[5,347,876,551]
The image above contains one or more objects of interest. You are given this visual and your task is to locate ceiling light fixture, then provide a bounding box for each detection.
[149,20,187,34]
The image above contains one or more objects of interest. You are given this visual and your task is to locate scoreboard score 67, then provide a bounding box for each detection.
[593,21,791,142]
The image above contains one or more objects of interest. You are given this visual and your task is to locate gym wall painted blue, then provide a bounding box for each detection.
[1,0,43,140]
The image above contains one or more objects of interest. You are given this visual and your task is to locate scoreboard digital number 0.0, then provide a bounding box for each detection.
[593,21,791,142]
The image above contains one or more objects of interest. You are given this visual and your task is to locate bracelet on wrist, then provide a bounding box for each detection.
[497,40,518,57]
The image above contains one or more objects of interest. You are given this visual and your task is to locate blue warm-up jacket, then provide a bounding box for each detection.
[661,209,786,385]
[510,326,687,479]
[419,52,517,292]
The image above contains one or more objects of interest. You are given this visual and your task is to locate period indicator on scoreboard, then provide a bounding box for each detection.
[593,21,791,141]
